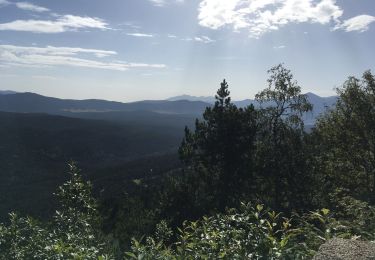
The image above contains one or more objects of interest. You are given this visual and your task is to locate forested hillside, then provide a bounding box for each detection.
[0,92,209,115]
[0,112,189,220]
[1,65,375,259]
[0,89,336,125]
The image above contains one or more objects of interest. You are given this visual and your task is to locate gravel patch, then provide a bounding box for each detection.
[313,238,375,260]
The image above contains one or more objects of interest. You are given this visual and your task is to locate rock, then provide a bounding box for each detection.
[313,238,375,260]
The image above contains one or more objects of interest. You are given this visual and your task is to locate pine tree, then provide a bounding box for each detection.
[179,79,258,211]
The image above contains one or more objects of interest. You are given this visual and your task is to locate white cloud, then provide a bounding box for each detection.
[198,0,344,38]
[273,45,286,49]
[149,0,184,7]
[149,0,165,6]
[0,45,166,71]
[127,33,154,37]
[15,2,49,12]
[194,36,216,43]
[181,36,216,43]
[0,0,9,6]
[334,15,375,32]
[94,53,113,58]
[0,45,117,56]
[0,15,109,33]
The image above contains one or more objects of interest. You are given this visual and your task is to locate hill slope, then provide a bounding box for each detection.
[0,92,209,115]
[0,92,337,125]
[0,111,190,220]
[0,90,17,95]
[168,93,338,124]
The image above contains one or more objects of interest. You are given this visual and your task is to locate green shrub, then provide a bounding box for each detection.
[0,163,114,260]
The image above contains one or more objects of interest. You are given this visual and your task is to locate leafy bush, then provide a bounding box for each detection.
[1,164,375,259]
[0,163,114,260]
[126,203,359,259]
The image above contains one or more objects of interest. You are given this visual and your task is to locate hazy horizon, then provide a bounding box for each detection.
[0,88,339,103]
[1,0,374,102]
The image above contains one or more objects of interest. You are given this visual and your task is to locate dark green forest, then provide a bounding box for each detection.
[1,64,375,259]
[0,111,190,220]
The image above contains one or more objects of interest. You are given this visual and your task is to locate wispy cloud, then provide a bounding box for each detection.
[0,15,109,33]
[0,2,109,33]
[0,0,10,6]
[1,1,49,11]
[194,36,215,43]
[0,45,166,71]
[127,33,154,37]
[149,0,184,7]
[334,15,375,32]
[198,0,348,38]
[15,2,50,12]
[0,45,117,56]
[182,36,216,44]
[149,0,165,6]
[119,22,142,30]
[273,45,286,49]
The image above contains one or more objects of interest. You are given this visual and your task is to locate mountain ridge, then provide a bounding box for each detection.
[0,91,338,124]
[0,90,18,95]
[0,92,210,115]
[167,93,338,124]
[168,92,337,104]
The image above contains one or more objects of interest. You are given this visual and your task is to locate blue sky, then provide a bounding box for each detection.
[0,0,374,101]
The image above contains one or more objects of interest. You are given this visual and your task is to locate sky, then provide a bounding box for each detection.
[0,0,374,102]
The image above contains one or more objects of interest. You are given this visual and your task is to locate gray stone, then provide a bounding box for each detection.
[313,238,375,260]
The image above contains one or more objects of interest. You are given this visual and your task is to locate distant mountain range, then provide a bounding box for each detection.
[0,92,208,116]
[167,94,255,107]
[168,93,338,125]
[0,91,337,125]
[0,90,17,95]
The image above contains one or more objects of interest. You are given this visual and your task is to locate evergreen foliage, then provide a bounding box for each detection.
[179,79,258,212]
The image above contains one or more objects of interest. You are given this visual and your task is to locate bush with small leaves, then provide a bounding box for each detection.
[0,163,114,260]
[126,203,316,259]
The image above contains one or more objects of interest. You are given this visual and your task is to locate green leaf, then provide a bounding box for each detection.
[321,208,330,215]
[124,252,138,259]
